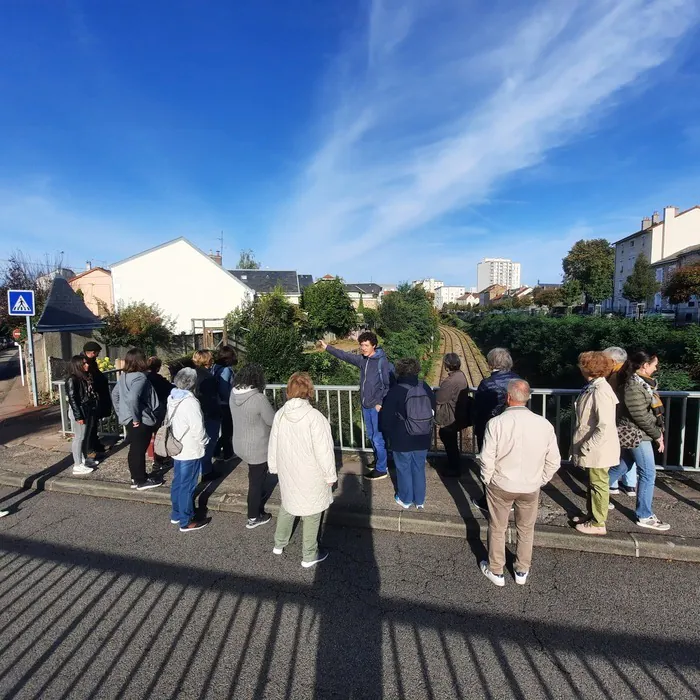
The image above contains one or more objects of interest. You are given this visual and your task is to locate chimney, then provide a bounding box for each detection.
[651,211,661,225]
[664,205,679,221]
[86,261,92,270]
[208,250,222,266]
[641,216,651,230]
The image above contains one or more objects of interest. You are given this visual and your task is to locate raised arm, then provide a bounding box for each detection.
[325,344,364,369]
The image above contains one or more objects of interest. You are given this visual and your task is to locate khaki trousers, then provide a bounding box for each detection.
[486,484,540,575]
[586,467,610,527]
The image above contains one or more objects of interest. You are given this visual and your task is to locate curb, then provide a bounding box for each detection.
[1,471,699,563]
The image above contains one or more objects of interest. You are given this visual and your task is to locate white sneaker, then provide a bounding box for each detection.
[301,551,329,568]
[515,570,529,586]
[73,464,94,475]
[272,547,284,555]
[480,561,505,587]
[637,515,670,531]
[608,503,615,511]
[0,510,9,518]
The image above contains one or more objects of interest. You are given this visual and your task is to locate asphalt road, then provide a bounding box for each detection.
[0,347,19,395]
[0,487,698,700]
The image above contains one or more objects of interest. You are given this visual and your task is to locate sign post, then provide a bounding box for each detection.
[8,290,38,406]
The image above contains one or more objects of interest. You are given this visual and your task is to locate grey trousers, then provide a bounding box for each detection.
[69,409,91,466]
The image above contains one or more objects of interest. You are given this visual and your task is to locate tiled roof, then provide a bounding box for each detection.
[69,267,111,282]
[344,283,382,295]
[298,275,314,290]
[36,278,104,332]
[651,244,700,267]
[229,270,300,294]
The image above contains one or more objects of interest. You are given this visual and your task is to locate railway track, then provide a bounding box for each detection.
[438,325,489,387]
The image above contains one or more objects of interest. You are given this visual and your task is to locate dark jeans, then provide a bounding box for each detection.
[126,423,153,483]
[87,419,103,453]
[216,406,234,459]
[439,426,460,474]
[202,419,221,476]
[247,462,268,519]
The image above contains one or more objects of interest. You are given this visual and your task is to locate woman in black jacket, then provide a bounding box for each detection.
[66,355,99,475]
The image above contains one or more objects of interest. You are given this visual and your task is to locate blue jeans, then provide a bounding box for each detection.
[202,419,221,476]
[608,441,657,520]
[393,450,427,506]
[363,407,387,473]
[171,458,202,527]
[610,462,637,489]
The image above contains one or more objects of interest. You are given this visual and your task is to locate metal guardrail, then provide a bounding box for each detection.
[52,377,700,471]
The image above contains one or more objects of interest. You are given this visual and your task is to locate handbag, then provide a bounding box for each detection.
[617,416,644,450]
[154,402,185,457]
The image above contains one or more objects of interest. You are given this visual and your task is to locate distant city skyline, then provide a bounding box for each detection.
[2,1,700,288]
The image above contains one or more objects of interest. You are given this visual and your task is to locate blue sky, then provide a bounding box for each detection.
[1,0,700,289]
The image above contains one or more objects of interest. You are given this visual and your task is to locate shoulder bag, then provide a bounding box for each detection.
[154,402,186,457]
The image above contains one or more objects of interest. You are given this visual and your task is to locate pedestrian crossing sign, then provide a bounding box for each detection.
[8,290,35,317]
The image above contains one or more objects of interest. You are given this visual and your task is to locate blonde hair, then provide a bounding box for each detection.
[286,372,315,400]
[192,349,214,368]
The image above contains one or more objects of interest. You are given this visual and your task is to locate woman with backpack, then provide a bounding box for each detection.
[111,348,162,491]
[167,368,210,532]
[213,345,237,461]
[66,355,100,475]
[381,358,436,509]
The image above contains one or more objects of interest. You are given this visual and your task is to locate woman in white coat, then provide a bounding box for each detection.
[269,372,337,568]
[167,368,210,533]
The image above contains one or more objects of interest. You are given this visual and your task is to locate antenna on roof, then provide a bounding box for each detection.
[218,231,224,261]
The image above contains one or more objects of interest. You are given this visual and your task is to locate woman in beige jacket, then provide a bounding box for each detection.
[571,351,619,536]
[269,372,337,568]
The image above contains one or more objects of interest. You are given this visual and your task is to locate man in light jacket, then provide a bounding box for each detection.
[167,368,210,532]
[478,379,561,587]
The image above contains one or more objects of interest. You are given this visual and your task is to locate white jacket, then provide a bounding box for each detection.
[479,406,561,493]
[268,398,337,517]
[166,389,208,461]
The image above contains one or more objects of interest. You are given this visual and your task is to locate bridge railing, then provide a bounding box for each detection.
[52,378,700,472]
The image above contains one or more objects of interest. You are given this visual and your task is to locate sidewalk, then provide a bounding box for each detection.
[0,417,699,561]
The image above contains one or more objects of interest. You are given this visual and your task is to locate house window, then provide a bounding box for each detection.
[687,313,693,322]
[630,240,635,248]
[620,266,623,273]
[690,301,696,308]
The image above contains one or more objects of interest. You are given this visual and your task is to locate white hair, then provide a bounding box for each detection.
[508,379,531,404]
[173,367,197,391]
[487,347,513,371]
[603,347,627,364]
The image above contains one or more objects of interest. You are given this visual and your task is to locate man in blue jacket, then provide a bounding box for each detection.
[320,332,392,480]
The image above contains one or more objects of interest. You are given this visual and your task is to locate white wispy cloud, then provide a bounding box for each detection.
[268,0,700,277]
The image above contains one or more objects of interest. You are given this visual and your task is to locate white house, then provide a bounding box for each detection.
[413,278,444,294]
[454,292,479,307]
[612,205,700,314]
[111,238,254,334]
[434,285,466,309]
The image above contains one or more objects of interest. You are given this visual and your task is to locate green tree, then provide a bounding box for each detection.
[560,279,584,307]
[663,264,700,304]
[301,278,357,338]
[362,307,379,329]
[98,301,175,353]
[532,287,562,307]
[562,239,614,304]
[623,255,660,304]
[237,249,261,269]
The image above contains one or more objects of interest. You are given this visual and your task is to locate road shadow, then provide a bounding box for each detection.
[194,457,243,518]
[314,452,382,699]
[0,453,73,513]
[0,533,697,698]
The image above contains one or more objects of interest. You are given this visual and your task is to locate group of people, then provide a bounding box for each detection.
[62,334,671,575]
[473,345,670,588]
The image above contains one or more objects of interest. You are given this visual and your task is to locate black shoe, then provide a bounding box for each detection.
[364,469,389,481]
[134,478,163,491]
[180,518,210,533]
[471,495,489,513]
[246,513,272,529]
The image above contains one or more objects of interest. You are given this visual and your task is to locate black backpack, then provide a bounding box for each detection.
[398,383,434,436]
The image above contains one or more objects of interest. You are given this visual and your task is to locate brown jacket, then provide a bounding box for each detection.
[572,378,620,468]
[435,370,469,428]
